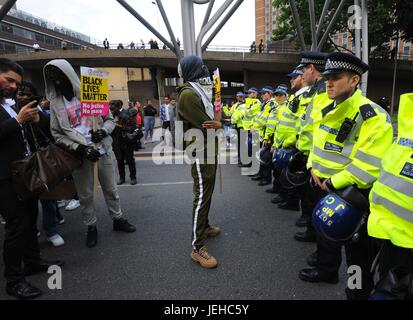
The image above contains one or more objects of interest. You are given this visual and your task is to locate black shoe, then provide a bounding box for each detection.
[251,176,262,181]
[296,216,309,227]
[237,162,243,168]
[24,260,65,276]
[298,268,339,284]
[113,218,136,232]
[307,251,318,267]
[278,201,300,211]
[248,174,258,177]
[86,226,98,248]
[117,179,125,185]
[130,178,137,185]
[258,180,271,186]
[271,195,286,204]
[265,188,277,194]
[6,280,42,300]
[294,229,316,242]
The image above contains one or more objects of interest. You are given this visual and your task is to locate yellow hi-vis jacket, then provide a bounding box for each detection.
[264,101,287,143]
[272,101,300,148]
[368,93,413,248]
[253,99,277,142]
[308,89,393,190]
[231,101,246,128]
[222,104,230,117]
[286,86,311,147]
[242,98,261,130]
[297,80,333,154]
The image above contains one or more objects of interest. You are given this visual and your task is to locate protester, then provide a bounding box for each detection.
[44,59,136,248]
[177,55,222,269]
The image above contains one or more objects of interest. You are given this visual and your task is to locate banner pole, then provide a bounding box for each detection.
[93,117,98,193]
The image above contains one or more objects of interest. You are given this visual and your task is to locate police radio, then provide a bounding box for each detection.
[335,112,359,143]
[289,97,300,113]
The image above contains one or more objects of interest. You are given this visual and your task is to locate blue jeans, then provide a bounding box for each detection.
[40,200,59,237]
[144,116,155,140]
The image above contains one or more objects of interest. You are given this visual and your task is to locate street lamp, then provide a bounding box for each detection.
[151,1,161,34]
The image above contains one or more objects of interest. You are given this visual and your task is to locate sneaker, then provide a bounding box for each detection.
[57,218,65,225]
[207,226,221,237]
[113,218,136,232]
[36,230,40,237]
[65,200,80,211]
[191,246,218,269]
[47,234,65,247]
[0,215,5,225]
[57,200,66,208]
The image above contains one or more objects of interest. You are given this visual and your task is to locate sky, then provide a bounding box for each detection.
[16,0,255,48]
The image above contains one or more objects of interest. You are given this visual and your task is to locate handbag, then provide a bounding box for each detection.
[126,128,143,143]
[39,177,77,200]
[11,124,82,200]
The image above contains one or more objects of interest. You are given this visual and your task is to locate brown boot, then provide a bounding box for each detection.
[191,246,218,269]
[207,226,221,237]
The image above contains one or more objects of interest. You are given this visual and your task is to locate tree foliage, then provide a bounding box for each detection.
[271,0,409,59]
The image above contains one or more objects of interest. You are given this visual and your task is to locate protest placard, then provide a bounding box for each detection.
[80,66,109,117]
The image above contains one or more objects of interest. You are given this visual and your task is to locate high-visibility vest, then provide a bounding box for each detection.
[253,99,277,142]
[368,93,413,248]
[298,80,333,154]
[231,101,246,128]
[264,101,287,143]
[308,88,393,190]
[273,103,299,148]
[242,98,261,130]
[222,104,230,117]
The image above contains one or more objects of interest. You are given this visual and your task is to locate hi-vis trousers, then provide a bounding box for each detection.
[191,159,217,250]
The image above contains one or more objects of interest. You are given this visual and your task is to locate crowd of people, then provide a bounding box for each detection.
[213,50,412,300]
[103,38,181,50]
[0,44,412,301]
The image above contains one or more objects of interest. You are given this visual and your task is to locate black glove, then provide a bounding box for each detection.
[76,145,101,162]
[90,129,107,143]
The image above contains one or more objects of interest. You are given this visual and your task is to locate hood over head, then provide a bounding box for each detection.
[43,59,80,103]
[177,55,210,82]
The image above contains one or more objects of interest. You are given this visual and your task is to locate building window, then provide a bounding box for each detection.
[403,42,411,60]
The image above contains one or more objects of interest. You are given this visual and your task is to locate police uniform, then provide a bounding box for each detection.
[299,52,394,300]
[368,93,413,299]
[230,92,246,165]
[290,52,333,241]
[251,86,277,183]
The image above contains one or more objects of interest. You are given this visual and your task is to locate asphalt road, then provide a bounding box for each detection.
[0,145,348,300]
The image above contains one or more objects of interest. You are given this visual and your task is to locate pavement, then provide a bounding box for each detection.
[0,122,349,300]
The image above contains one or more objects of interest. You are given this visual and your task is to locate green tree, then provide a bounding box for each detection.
[271,0,399,59]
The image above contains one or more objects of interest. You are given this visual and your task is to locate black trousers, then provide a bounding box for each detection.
[301,179,321,232]
[117,141,136,180]
[0,179,40,284]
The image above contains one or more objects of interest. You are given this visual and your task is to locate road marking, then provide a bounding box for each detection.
[116,181,193,187]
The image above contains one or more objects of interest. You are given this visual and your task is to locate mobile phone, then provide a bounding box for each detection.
[29,95,41,107]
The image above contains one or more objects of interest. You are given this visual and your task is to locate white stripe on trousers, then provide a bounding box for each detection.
[192,159,204,250]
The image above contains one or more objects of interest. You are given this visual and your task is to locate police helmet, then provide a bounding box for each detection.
[279,152,309,189]
[312,186,369,244]
[272,147,295,171]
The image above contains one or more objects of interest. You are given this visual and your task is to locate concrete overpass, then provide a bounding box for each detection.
[1,48,412,108]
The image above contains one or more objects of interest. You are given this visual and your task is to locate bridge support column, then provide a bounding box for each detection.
[156,67,166,105]
[243,69,249,91]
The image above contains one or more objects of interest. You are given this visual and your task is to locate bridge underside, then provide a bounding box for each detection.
[2,49,412,108]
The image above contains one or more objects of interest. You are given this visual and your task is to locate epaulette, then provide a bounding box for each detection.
[316,81,327,94]
[321,102,336,118]
[359,104,377,120]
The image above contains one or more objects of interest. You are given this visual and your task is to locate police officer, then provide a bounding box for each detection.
[298,52,393,300]
[368,93,413,299]
[251,86,276,183]
[231,91,247,166]
[293,51,333,243]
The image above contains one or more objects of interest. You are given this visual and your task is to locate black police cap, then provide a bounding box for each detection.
[297,51,328,69]
[323,52,369,77]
